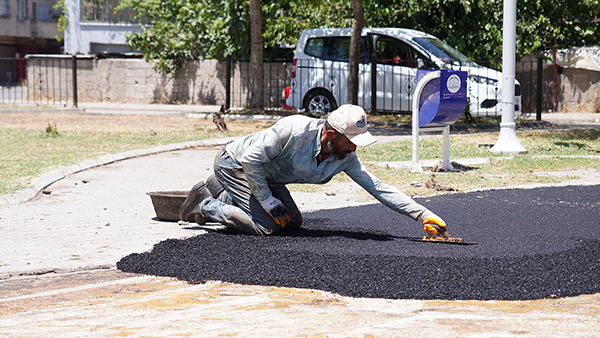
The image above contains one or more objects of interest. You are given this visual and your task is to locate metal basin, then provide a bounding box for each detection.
[146,191,189,221]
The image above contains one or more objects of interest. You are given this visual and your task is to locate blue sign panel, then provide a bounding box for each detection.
[416,70,468,127]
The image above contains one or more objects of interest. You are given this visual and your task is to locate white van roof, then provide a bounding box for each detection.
[298,27,434,40]
[296,28,437,57]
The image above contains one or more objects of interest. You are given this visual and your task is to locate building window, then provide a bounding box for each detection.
[17,0,27,20]
[0,0,9,18]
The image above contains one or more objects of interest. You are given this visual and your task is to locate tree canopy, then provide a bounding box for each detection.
[117,0,600,75]
[363,0,600,65]
[116,0,249,75]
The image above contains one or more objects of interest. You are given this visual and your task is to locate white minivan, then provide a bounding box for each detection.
[284,27,521,116]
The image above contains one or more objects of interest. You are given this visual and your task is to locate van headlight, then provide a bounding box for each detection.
[469,75,498,86]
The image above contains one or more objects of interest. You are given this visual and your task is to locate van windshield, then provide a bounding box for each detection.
[413,37,477,67]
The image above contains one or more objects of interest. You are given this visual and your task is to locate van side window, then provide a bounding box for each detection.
[359,37,370,63]
[324,37,370,63]
[305,38,326,58]
[305,36,372,63]
[326,37,351,61]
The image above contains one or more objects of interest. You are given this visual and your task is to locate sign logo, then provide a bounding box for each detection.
[447,74,461,93]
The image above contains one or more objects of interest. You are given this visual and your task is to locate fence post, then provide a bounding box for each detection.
[368,33,377,114]
[226,54,231,110]
[72,54,78,108]
[536,55,543,121]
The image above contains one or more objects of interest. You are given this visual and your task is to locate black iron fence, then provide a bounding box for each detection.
[27,55,76,106]
[0,57,27,103]
[228,58,292,109]
[516,55,548,120]
[1,54,546,118]
[285,58,532,117]
[285,58,412,114]
[1,55,291,109]
[0,55,75,106]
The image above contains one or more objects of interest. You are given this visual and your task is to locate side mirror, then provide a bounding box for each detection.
[417,58,425,69]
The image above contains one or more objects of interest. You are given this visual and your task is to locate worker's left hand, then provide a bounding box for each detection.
[259,195,291,227]
[418,210,447,236]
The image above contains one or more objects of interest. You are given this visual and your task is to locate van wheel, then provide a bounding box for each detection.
[304,90,337,114]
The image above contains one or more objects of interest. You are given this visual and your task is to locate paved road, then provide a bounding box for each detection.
[0,146,229,277]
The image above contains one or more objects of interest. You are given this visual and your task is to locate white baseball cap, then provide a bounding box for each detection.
[327,104,377,147]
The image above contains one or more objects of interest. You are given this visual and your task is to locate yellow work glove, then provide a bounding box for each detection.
[418,210,447,236]
[259,195,291,227]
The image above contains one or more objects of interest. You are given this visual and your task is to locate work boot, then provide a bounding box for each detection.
[179,181,212,223]
[206,174,225,198]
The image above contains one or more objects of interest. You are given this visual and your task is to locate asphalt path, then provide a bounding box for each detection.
[118,184,600,301]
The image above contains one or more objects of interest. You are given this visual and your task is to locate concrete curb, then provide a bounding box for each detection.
[0,137,238,207]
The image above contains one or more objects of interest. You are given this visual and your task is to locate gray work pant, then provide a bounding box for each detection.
[200,148,302,235]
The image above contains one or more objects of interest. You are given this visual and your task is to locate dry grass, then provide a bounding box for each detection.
[1,111,599,197]
[0,112,274,194]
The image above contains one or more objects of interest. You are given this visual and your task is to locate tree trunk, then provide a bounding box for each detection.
[348,0,364,106]
[249,0,264,108]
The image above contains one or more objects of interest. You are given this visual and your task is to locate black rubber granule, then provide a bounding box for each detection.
[118,185,600,300]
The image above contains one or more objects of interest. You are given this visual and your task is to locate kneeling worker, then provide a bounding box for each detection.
[179,104,448,237]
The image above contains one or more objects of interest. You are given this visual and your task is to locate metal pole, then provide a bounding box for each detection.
[490,0,526,154]
[552,23,557,112]
[368,33,377,114]
[58,58,63,104]
[44,58,49,104]
[536,55,543,121]
[51,58,55,104]
[226,54,231,110]
[72,54,78,108]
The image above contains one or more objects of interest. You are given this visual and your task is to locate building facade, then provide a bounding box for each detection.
[0,0,140,58]
[63,0,140,55]
[0,0,62,58]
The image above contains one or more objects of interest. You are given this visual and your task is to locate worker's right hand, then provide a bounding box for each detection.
[418,210,447,236]
[259,196,291,227]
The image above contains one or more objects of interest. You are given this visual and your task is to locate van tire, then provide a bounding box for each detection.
[303,90,337,115]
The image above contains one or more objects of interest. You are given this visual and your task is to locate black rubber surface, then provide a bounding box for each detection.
[118,185,600,300]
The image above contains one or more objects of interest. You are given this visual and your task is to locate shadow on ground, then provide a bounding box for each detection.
[118,185,600,300]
